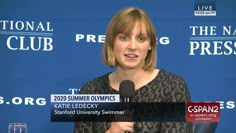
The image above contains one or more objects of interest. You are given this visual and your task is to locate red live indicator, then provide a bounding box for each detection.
[186,102,220,122]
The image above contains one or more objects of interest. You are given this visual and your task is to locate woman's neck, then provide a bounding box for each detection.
[115,67,146,82]
[109,67,158,90]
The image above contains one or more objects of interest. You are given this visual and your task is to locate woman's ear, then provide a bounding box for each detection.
[148,46,151,50]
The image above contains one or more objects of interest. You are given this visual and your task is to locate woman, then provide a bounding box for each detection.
[74,7,192,133]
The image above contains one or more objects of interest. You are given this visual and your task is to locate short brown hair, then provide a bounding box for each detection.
[102,7,157,70]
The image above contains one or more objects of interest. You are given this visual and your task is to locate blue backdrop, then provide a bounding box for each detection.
[0,0,235,132]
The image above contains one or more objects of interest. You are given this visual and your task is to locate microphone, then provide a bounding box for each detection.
[119,80,135,102]
[119,80,135,133]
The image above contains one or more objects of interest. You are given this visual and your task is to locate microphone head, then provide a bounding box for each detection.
[119,80,135,97]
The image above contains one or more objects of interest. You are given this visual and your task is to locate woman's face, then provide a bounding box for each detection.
[113,22,151,70]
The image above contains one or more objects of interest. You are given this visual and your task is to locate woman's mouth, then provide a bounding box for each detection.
[124,54,138,58]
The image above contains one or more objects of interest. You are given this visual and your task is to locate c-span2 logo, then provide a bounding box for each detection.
[194,0,216,16]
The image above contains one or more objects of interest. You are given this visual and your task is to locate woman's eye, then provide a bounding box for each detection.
[119,35,129,41]
[137,36,146,42]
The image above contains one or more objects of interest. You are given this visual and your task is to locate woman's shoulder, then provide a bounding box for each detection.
[158,68,185,82]
[86,73,110,85]
[159,69,191,101]
[79,73,110,94]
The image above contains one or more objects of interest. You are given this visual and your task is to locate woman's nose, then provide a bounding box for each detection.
[128,38,137,50]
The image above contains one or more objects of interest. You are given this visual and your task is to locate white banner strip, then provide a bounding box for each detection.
[51,94,120,103]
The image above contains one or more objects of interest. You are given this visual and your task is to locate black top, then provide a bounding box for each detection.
[74,69,193,133]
